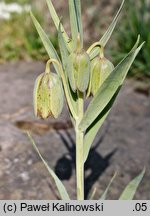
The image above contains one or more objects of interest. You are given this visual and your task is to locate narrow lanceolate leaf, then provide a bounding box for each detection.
[131,35,141,51]
[69,0,83,48]
[84,90,119,163]
[84,112,108,163]
[100,0,125,46]
[83,36,141,163]
[119,168,145,200]
[100,172,117,200]
[79,42,144,132]
[27,133,70,200]
[58,23,69,72]
[46,0,72,51]
[89,0,125,60]
[30,12,60,75]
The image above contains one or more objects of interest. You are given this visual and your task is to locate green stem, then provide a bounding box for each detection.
[76,33,81,52]
[76,91,84,200]
[45,59,53,74]
[86,41,101,54]
[99,46,104,59]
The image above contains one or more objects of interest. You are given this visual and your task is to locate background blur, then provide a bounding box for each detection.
[0,0,149,199]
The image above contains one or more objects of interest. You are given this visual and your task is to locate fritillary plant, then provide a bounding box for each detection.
[28,0,145,200]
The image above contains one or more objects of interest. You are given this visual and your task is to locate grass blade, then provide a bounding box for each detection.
[79,41,144,132]
[119,168,145,200]
[46,0,72,51]
[30,11,61,75]
[100,172,117,200]
[69,0,83,48]
[27,132,70,200]
[89,0,125,59]
[89,188,97,200]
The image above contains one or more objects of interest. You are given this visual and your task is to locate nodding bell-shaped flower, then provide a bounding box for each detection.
[34,59,64,119]
[87,47,114,96]
[66,35,90,93]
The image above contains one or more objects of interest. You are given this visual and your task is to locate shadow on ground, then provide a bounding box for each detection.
[55,129,116,199]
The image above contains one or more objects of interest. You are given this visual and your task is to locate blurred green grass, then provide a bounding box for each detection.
[4,0,30,5]
[0,0,56,63]
[0,12,46,62]
[110,0,150,82]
